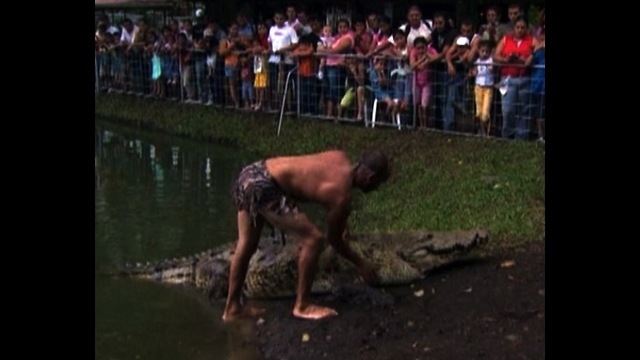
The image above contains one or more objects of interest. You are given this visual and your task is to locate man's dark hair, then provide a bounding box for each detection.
[394,27,407,38]
[413,36,428,47]
[433,11,447,21]
[478,39,493,50]
[352,15,366,25]
[514,15,528,26]
[299,33,319,51]
[379,15,391,25]
[360,151,390,182]
[487,5,501,17]
[508,3,524,12]
[460,17,474,28]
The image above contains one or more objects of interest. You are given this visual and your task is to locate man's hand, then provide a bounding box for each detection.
[357,260,379,286]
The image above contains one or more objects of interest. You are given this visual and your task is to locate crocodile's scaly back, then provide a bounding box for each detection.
[319,240,423,285]
[242,240,335,298]
[243,241,299,298]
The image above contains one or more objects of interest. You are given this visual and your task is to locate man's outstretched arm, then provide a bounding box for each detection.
[326,199,379,285]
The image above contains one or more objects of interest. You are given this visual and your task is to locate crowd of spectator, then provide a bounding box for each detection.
[95,3,545,142]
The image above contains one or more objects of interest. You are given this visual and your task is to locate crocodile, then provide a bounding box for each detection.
[118,229,489,300]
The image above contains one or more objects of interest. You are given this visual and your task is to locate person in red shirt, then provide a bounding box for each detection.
[493,16,534,140]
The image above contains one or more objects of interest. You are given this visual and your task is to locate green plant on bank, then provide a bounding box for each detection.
[95,94,545,251]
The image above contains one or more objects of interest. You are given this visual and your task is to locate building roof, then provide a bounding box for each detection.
[95,0,175,9]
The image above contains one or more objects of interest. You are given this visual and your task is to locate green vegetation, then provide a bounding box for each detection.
[95,94,544,250]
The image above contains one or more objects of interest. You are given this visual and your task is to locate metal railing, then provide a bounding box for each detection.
[95,49,545,141]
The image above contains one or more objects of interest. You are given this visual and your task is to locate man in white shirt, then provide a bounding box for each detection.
[398,21,432,47]
[268,11,299,110]
[284,5,300,30]
[119,18,136,46]
[118,18,136,93]
[269,12,299,65]
[374,5,432,55]
[295,8,313,36]
[366,12,379,36]
[96,15,119,35]
[390,5,432,47]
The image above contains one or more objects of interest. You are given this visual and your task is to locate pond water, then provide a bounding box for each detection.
[95,119,266,360]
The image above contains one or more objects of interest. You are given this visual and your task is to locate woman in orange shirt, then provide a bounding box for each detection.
[218,22,242,108]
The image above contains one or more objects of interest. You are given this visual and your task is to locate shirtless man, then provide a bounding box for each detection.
[222,150,390,322]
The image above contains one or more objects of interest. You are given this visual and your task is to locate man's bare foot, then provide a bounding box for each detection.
[222,305,266,323]
[292,304,338,320]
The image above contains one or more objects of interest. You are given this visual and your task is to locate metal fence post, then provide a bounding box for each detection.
[178,56,184,103]
[296,58,300,118]
[277,65,299,137]
[95,54,100,93]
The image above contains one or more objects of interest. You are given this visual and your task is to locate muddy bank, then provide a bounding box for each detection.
[230,241,544,360]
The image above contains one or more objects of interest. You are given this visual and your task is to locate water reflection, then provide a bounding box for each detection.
[95,123,256,264]
[95,120,263,360]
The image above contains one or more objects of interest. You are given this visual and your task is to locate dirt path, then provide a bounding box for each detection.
[238,241,544,360]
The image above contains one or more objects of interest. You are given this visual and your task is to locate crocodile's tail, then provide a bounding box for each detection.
[118,256,199,285]
[116,244,235,286]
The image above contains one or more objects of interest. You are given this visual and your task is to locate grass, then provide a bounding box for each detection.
[95,94,545,250]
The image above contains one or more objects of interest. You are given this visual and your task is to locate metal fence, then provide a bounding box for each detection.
[95,49,545,141]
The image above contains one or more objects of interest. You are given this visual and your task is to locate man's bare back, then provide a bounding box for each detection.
[265,150,353,206]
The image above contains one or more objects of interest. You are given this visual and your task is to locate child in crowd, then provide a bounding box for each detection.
[470,39,495,137]
[146,31,166,98]
[176,32,195,101]
[410,36,437,129]
[239,54,255,110]
[337,56,368,121]
[204,28,217,96]
[251,23,270,111]
[317,25,334,80]
[160,26,179,99]
[108,30,124,92]
[218,23,242,108]
[292,33,320,115]
[320,25,334,47]
[387,28,412,112]
[368,57,398,122]
[96,25,112,89]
